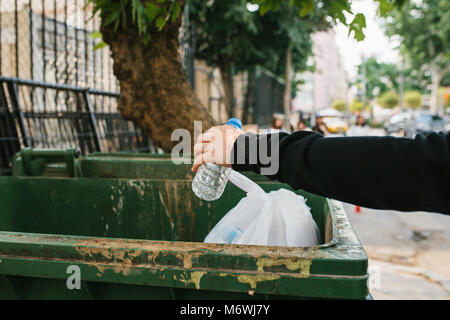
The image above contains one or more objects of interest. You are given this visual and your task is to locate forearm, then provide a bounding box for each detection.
[231,131,450,214]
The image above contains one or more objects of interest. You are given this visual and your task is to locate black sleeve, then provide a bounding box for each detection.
[231,131,450,215]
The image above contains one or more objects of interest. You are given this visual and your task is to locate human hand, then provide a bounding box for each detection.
[191,125,243,172]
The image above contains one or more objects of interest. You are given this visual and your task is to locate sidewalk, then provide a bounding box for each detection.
[368,260,450,299]
[343,203,450,299]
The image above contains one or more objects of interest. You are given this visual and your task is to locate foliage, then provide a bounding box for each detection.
[438,87,450,107]
[384,0,450,85]
[353,57,399,100]
[378,90,399,109]
[441,73,450,87]
[349,99,363,113]
[255,2,323,77]
[88,0,406,46]
[252,0,368,41]
[400,67,435,93]
[353,56,433,102]
[189,0,328,116]
[403,90,422,109]
[189,0,331,78]
[88,0,183,45]
[332,100,346,112]
[189,0,261,69]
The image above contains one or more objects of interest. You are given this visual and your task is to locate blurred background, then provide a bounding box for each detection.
[0,0,449,299]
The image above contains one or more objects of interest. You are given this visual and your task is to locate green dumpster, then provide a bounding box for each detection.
[0,148,369,299]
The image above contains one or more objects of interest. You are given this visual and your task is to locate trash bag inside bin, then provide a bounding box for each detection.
[204,171,320,247]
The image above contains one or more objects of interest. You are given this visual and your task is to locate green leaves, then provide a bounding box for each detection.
[87,0,185,45]
[354,57,401,100]
[348,13,366,42]
[144,3,162,21]
[254,0,401,42]
[89,31,108,50]
[376,0,408,16]
[155,17,166,30]
[378,90,399,109]
[404,90,422,108]
[89,31,103,39]
[189,0,315,81]
[254,0,365,40]
[258,0,281,15]
[93,41,108,50]
[87,0,401,48]
[377,0,395,16]
[143,1,180,31]
[385,0,450,71]
[170,1,182,22]
[298,0,314,17]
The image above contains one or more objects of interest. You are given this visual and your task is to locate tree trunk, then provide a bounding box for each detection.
[283,46,292,130]
[219,64,234,118]
[242,69,255,124]
[100,4,214,152]
[430,63,441,114]
[398,59,405,110]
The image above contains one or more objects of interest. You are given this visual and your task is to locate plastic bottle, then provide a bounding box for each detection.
[192,118,242,201]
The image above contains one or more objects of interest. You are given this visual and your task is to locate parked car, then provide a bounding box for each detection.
[323,117,349,134]
[445,114,450,132]
[404,113,447,138]
[384,112,412,135]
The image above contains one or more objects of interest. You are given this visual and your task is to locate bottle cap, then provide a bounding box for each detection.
[226,118,242,130]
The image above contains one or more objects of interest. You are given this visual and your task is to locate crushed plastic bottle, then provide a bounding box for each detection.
[192,118,242,201]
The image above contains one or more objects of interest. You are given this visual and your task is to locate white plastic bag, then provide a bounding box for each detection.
[204,170,320,247]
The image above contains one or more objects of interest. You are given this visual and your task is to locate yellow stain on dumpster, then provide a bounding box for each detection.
[73,244,142,265]
[178,271,205,290]
[175,252,202,269]
[256,257,311,275]
[111,265,133,276]
[218,273,280,289]
[237,274,280,289]
[73,242,145,278]
[94,264,137,276]
[148,251,160,264]
[184,254,193,269]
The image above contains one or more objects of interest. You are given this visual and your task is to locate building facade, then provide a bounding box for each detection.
[293,29,349,113]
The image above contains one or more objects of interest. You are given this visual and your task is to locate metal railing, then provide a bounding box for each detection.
[0,76,155,176]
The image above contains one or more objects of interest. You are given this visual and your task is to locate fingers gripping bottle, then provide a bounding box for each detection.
[192,118,242,201]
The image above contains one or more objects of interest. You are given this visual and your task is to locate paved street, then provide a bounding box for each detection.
[343,203,450,299]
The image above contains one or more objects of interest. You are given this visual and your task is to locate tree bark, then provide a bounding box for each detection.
[429,62,450,114]
[283,46,292,130]
[430,62,442,114]
[100,4,214,152]
[219,64,234,118]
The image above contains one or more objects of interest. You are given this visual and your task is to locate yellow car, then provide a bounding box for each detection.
[323,117,349,133]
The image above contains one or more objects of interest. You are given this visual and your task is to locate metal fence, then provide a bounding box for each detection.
[0,0,118,90]
[0,1,167,175]
[0,0,194,89]
[0,76,154,175]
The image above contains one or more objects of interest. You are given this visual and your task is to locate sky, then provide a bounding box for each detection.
[334,0,401,80]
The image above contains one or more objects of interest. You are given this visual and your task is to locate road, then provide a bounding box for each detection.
[344,204,450,299]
